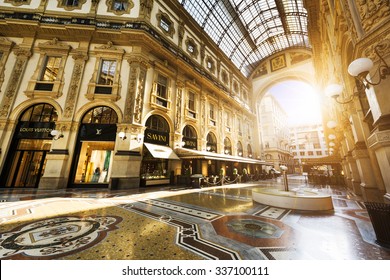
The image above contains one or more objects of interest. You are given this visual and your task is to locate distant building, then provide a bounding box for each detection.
[289,124,328,173]
[258,95,293,172]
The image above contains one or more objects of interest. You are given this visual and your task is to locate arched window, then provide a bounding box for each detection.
[82,106,118,124]
[247,144,253,158]
[146,115,169,132]
[224,137,232,155]
[237,141,243,157]
[183,125,196,138]
[20,103,58,122]
[206,132,217,152]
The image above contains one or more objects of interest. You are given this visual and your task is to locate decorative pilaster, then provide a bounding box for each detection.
[200,93,206,136]
[125,55,149,124]
[175,81,184,132]
[178,20,185,49]
[0,47,31,119]
[63,51,88,120]
[0,37,15,94]
[140,0,153,20]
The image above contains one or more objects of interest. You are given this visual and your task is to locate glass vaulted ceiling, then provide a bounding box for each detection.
[177,0,310,77]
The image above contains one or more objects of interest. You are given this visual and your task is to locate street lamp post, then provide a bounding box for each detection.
[280,165,289,192]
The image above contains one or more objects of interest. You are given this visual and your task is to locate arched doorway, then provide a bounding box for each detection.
[0,103,57,188]
[141,115,179,186]
[70,106,118,187]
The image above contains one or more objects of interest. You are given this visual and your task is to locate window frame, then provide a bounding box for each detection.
[5,0,31,6]
[209,103,216,126]
[185,37,199,58]
[205,56,215,73]
[86,42,124,101]
[106,0,134,15]
[156,11,175,38]
[57,0,86,10]
[25,38,70,99]
[188,91,196,118]
[150,61,175,111]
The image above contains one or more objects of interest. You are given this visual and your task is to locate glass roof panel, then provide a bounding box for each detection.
[177,0,310,77]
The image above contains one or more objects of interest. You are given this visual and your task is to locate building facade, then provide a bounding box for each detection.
[0,0,266,189]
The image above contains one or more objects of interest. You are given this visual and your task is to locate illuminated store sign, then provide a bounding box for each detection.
[183,137,197,149]
[144,129,169,146]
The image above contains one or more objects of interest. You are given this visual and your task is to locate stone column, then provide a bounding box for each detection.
[109,54,149,189]
[341,157,353,190]
[346,153,362,195]
[353,144,383,202]
[367,131,390,202]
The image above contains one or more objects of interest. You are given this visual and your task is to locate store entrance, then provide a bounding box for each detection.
[73,141,114,185]
[6,139,51,188]
[0,103,57,188]
[69,106,118,188]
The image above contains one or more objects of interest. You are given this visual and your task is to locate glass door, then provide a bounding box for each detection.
[6,139,51,188]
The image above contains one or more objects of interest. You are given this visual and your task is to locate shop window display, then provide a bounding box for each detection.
[74,141,114,184]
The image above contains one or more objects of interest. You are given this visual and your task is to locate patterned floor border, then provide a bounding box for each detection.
[257,246,300,260]
[120,203,240,260]
[254,206,291,220]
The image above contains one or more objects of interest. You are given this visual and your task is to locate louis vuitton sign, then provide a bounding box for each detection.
[79,124,117,141]
[17,122,55,139]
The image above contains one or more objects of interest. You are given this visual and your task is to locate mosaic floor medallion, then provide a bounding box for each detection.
[227,219,284,238]
[0,215,122,260]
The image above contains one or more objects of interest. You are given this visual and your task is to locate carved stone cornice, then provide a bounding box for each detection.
[127,54,150,69]
[352,17,390,57]
[367,129,390,149]
[357,0,390,33]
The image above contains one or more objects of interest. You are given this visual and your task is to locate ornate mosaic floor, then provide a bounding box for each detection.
[0,179,389,260]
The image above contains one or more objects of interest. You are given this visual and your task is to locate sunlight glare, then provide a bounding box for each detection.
[268,80,322,126]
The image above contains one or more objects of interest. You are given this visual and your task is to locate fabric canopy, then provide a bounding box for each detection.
[144,143,180,160]
[175,147,271,165]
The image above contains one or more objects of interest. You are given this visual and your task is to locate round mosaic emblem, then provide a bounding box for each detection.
[227,219,284,238]
[0,215,121,259]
